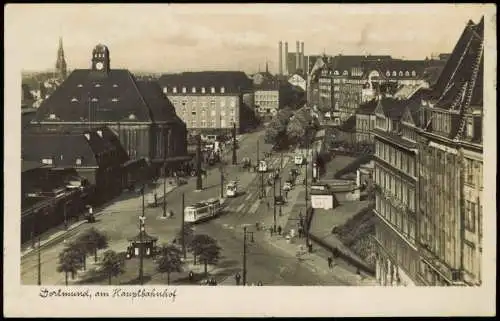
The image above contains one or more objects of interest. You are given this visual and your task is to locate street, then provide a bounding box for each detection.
[21,128,343,286]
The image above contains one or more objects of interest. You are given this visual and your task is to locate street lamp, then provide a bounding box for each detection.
[279,152,283,216]
[232,120,237,165]
[242,226,255,286]
[138,185,146,285]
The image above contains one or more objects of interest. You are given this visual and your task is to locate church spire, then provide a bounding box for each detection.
[265,59,269,73]
[55,36,67,80]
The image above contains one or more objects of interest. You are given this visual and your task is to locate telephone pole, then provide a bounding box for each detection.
[232,122,237,165]
[37,235,41,285]
[273,177,277,232]
[163,129,168,218]
[279,152,283,216]
[242,226,254,286]
[304,128,310,248]
[257,140,263,199]
[181,193,186,259]
[195,134,203,191]
[220,165,224,198]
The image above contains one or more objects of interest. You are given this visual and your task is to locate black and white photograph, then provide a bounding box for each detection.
[4,3,496,317]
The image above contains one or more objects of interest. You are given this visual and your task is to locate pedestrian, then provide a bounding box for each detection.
[277,225,282,236]
[172,238,177,244]
[327,256,333,268]
[266,200,270,209]
[188,271,194,283]
[298,227,303,238]
[235,273,241,286]
[269,227,274,236]
[255,222,260,231]
[210,277,217,286]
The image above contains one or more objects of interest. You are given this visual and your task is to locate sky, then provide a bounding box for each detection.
[5,3,491,74]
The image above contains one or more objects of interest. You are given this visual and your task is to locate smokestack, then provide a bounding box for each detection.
[278,41,283,75]
[296,41,300,71]
[301,42,305,70]
[284,42,289,75]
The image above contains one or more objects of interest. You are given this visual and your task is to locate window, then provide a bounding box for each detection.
[411,71,416,77]
[42,158,53,165]
[211,87,215,94]
[112,98,119,102]
[399,71,403,77]
[466,117,474,137]
[129,114,136,120]
[163,87,168,94]
[192,87,196,93]
[386,71,390,77]
[465,201,476,232]
[211,110,216,117]
[49,113,57,119]
[202,87,206,94]
[77,84,83,88]
[181,87,186,94]
[191,111,196,116]
[220,98,226,107]
[75,158,82,165]
[334,70,339,76]
[94,83,101,87]
[173,87,177,93]
[113,84,119,88]
[230,98,236,108]
[221,87,225,94]
[464,242,475,274]
[91,98,98,102]
[392,71,397,77]
[71,97,78,102]
[405,71,410,77]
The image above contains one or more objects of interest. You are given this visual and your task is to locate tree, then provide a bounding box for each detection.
[67,241,88,272]
[57,246,83,286]
[156,244,184,285]
[98,250,126,285]
[286,117,306,145]
[188,234,221,277]
[78,228,109,262]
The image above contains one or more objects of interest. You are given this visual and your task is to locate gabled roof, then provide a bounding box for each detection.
[158,71,252,94]
[33,69,153,123]
[135,80,183,124]
[340,115,356,132]
[377,97,408,120]
[356,99,378,115]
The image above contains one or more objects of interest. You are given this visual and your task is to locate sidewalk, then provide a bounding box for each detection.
[21,177,179,258]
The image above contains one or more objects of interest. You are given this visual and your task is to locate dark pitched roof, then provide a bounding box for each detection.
[32,69,153,123]
[422,66,445,86]
[135,80,182,123]
[22,109,37,129]
[356,99,378,115]
[363,59,427,79]
[22,160,49,173]
[254,78,281,91]
[340,115,356,132]
[158,71,252,94]
[379,97,408,120]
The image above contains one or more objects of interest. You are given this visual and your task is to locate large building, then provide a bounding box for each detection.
[416,18,483,286]
[355,98,378,144]
[372,17,484,286]
[158,71,255,135]
[373,97,421,286]
[30,44,188,176]
[254,78,283,119]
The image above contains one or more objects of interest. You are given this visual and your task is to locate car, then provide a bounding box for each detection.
[274,195,286,205]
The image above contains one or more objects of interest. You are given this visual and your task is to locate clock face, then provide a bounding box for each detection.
[96,62,104,70]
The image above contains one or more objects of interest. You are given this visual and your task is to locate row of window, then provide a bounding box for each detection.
[375,165,416,211]
[170,97,237,107]
[419,213,454,265]
[71,97,119,103]
[376,195,417,245]
[76,84,119,88]
[163,86,225,94]
[42,157,83,165]
[463,241,477,276]
[401,126,417,142]
[187,120,233,128]
[376,225,418,277]
[330,70,419,78]
[375,140,416,177]
[464,200,478,233]
[177,109,235,117]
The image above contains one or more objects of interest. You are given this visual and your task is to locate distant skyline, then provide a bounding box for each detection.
[6,3,489,74]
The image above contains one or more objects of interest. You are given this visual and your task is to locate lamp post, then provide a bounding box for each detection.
[232,121,237,165]
[163,129,169,218]
[219,165,225,198]
[273,176,277,232]
[181,193,186,259]
[139,185,146,285]
[279,152,283,216]
[304,125,310,247]
[195,133,203,191]
[242,226,255,286]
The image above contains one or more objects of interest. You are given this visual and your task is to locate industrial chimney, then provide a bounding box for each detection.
[301,42,305,71]
[296,41,300,71]
[278,41,283,75]
[284,42,289,75]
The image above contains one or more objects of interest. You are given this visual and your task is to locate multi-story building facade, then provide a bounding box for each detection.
[355,98,378,144]
[416,18,483,286]
[373,97,421,286]
[254,79,283,119]
[158,71,254,135]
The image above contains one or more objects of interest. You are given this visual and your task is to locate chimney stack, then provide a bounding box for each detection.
[284,42,289,75]
[296,41,300,71]
[278,41,283,75]
[301,42,305,71]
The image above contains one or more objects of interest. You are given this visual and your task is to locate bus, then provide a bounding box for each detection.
[226,181,239,198]
[184,198,224,223]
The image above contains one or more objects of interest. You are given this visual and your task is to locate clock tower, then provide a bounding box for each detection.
[91,44,110,72]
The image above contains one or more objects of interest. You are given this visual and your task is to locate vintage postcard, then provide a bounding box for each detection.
[4,3,496,317]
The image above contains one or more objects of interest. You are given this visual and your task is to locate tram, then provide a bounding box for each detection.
[184,198,224,223]
[225,181,239,198]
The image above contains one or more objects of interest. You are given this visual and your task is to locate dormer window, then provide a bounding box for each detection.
[192,87,196,93]
[399,71,403,77]
[41,158,53,165]
[163,87,168,94]
[49,113,56,119]
[220,87,225,94]
[113,84,119,88]
[91,98,98,102]
[334,70,339,76]
[411,71,416,77]
[392,71,397,77]
[211,87,215,94]
[112,98,119,102]
[202,87,206,94]
[77,84,83,88]
[71,97,78,102]
[173,87,177,93]
[182,87,187,94]
[75,158,82,165]
[342,70,348,76]
[94,83,101,88]
[129,114,136,120]
[386,71,390,77]
[466,117,474,137]
[405,71,410,77]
